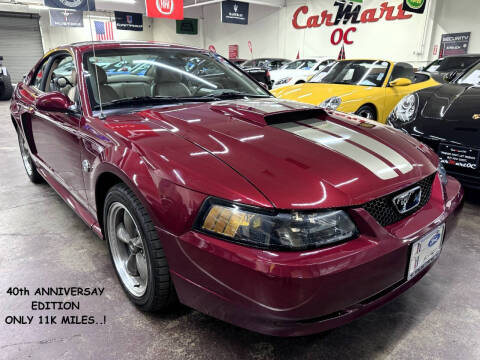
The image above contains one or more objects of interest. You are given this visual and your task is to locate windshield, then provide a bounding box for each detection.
[83,48,269,109]
[428,56,479,72]
[284,59,316,70]
[310,60,390,87]
[456,62,480,85]
[309,62,337,82]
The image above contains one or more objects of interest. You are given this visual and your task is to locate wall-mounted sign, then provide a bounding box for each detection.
[49,9,83,27]
[292,1,412,29]
[176,18,198,35]
[402,0,426,14]
[228,44,238,59]
[44,0,95,11]
[146,0,183,20]
[292,1,414,46]
[440,32,471,57]
[221,1,249,25]
[115,11,143,31]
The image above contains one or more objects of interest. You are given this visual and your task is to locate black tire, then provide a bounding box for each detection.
[17,131,44,183]
[355,105,377,120]
[103,183,177,311]
[0,75,13,100]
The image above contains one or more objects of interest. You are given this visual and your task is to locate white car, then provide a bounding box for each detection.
[270,58,335,89]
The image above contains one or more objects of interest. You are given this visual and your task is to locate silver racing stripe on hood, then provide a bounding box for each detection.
[301,119,414,175]
[273,121,411,180]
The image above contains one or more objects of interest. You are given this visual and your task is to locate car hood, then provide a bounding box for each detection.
[116,98,437,210]
[271,83,378,106]
[411,84,480,146]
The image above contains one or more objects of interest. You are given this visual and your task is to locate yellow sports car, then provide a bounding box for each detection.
[271,59,440,123]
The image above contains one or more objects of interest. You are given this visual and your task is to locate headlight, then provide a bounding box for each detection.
[387,93,419,128]
[438,163,448,186]
[319,96,342,110]
[276,77,292,85]
[194,199,358,251]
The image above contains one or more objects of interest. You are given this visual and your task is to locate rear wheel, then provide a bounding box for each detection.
[355,105,377,120]
[104,183,176,311]
[17,131,43,183]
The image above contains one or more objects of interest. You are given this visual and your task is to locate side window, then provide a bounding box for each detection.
[32,60,49,90]
[45,55,75,97]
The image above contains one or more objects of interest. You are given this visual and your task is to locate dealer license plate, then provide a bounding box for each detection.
[439,144,479,170]
[407,224,445,281]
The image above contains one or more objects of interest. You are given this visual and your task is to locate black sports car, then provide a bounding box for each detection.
[388,60,480,188]
[422,54,480,83]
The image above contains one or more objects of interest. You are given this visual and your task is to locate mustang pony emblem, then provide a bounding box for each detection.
[472,114,480,120]
[392,186,422,214]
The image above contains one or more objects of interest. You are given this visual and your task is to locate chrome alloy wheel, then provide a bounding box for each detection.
[19,135,33,176]
[107,202,148,297]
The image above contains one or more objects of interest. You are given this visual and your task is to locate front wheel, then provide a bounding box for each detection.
[355,105,377,120]
[17,131,44,183]
[104,183,176,311]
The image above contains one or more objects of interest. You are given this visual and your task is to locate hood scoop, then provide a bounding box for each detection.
[209,98,326,126]
[264,109,327,125]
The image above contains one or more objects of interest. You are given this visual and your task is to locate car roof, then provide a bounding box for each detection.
[55,41,206,53]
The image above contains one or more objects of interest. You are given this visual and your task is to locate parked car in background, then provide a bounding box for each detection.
[241,58,291,88]
[422,54,480,82]
[0,56,13,100]
[10,41,463,337]
[388,59,480,188]
[230,58,247,66]
[272,59,440,123]
[270,58,335,89]
[241,58,290,71]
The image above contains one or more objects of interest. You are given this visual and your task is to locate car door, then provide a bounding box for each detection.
[28,51,87,203]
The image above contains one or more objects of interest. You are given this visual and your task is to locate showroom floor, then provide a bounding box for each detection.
[0,100,479,360]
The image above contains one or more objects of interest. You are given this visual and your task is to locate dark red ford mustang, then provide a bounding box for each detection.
[10,42,463,336]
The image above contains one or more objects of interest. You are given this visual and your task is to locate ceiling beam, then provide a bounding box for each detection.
[184,0,284,9]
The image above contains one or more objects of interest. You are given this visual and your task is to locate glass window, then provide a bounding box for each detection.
[32,60,49,90]
[46,55,74,95]
[436,56,479,72]
[311,60,390,87]
[82,48,268,110]
[457,62,480,85]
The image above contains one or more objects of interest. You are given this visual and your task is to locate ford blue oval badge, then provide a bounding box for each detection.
[428,233,441,247]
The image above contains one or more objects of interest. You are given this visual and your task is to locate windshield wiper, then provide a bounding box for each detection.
[95,95,217,109]
[200,91,271,99]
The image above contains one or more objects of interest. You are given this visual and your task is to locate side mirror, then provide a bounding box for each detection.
[389,78,412,87]
[444,71,457,82]
[35,92,73,112]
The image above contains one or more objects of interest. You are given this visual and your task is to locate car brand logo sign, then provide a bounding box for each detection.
[392,186,422,214]
[157,0,174,15]
[428,233,441,247]
[472,114,480,120]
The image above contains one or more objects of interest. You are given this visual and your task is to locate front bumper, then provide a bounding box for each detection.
[160,175,463,336]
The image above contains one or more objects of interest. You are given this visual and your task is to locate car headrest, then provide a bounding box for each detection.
[92,64,107,85]
[154,67,182,83]
[391,63,415,80]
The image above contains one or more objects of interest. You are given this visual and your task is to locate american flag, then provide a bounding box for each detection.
[94,20,114,41]
[338,44,346,60]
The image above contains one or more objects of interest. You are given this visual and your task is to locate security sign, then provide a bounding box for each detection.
[146,0,184,20]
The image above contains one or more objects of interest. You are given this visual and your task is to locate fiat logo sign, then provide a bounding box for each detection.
[157,0,174,15]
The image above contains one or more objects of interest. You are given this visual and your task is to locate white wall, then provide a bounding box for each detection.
[429,0,480,57]
[39,12,154,51]
[1,0,479,67]
[151,7,204,48]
